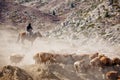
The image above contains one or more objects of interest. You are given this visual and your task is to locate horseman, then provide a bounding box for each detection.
[26,23,33,37]
[17,23,42,45]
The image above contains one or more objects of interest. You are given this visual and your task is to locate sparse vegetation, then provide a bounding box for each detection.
[87,23,95,29]
[70,2,75,8]
[104,11,110,18]
[52,10,56,16]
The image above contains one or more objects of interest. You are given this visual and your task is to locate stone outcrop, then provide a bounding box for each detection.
[0,65,33,80]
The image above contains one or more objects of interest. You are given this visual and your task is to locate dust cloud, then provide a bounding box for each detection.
[0,25,120,66]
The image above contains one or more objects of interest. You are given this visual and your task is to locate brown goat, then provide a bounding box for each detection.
[106,71,118,80]
[33,52,55,64]
[89,52,99,60]
[10,54,24,65]
[100,56,112,66]
[112,57,120,65]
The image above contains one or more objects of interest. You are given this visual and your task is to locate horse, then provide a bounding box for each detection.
[17,31,42,45]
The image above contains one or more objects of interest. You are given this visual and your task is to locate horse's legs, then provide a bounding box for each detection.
[21,39,25,45]
[16,34,20,43]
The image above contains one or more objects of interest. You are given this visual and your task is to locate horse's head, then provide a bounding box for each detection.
[35,31,42,38]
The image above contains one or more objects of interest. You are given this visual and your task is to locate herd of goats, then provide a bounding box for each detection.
[10,52,120,80]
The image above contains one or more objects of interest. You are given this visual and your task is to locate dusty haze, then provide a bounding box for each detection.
[0,25,120,66]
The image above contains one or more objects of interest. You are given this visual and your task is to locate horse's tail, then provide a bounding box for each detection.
[16,33,20,43]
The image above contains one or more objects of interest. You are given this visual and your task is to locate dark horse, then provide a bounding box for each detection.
[17,31,42,45]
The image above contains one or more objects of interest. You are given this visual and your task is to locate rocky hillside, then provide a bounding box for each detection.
[1,0,119,44]
[14,0,79,21]
[47,0,120,44]
[0,1,60,32]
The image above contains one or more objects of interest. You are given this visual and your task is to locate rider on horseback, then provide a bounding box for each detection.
[17,23,42,45]
[26,23,33,37]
